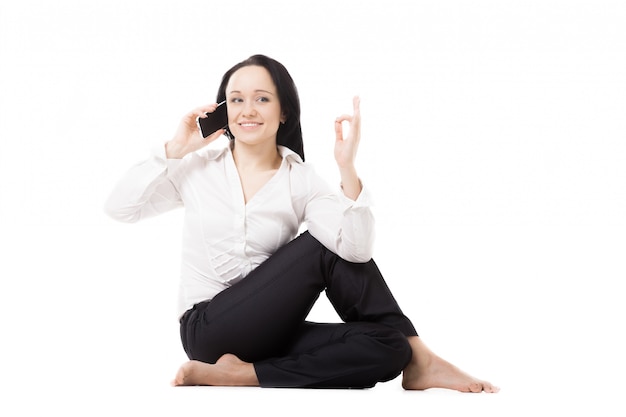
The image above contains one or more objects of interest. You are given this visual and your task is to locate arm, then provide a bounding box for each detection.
[103,147,184,223]
[302,97,375,262]
[104,104,225,222]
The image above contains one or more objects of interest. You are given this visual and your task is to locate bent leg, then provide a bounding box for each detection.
[322,252,417,337]
[255,321,412,388]
[177,231,419,388]
[180,231,417,364]
[180,232,329,364]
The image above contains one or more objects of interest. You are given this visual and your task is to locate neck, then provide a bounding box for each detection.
[232,141,281,171]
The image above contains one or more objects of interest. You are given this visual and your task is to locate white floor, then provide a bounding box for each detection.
[2,367,619,416]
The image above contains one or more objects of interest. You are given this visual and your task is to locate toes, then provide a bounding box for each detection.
[468,382,483,393]
[172,364,190,386]
[467,380,500,393]
[171,373,183,386]
[485,383,500,393]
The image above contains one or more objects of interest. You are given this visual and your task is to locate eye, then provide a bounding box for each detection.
[257,96,270,103]
[230,97,243,103]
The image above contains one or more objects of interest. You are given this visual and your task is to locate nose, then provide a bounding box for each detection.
[242,100,257,117]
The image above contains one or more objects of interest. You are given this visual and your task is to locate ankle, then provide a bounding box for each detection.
[408,337,435,364]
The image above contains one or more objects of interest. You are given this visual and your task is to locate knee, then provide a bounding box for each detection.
[350,324,412,385]
[279,230,325,259]
[375,328,412,382]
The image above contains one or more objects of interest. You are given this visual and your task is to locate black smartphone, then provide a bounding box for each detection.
[197,101,228,138]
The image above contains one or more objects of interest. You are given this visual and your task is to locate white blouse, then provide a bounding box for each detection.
[104,145,375,317]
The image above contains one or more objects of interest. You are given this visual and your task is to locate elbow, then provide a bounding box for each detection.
[339,241,374,264]
[335,230,375,263]
[344,251,373,264]
[342,228,375,263]
[103,199,141,223]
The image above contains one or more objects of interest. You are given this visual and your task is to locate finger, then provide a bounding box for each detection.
[352,96,361,116]
[195,103,220,119]
[350,97,361,133]
[334,118,344,141]
[335,115,355,140]
[335,114,353,124]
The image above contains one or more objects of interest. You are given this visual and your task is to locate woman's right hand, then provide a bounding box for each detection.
[165,104,225,159]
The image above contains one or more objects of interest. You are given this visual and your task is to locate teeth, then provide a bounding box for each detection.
[241,123,259,127]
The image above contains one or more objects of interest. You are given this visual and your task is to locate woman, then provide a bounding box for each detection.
[105,54,498,392]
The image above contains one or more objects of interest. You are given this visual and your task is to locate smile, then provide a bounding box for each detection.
[239,122,262,127]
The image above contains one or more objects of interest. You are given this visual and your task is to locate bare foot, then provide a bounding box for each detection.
[402,337,500,393]
[171,353,259,387]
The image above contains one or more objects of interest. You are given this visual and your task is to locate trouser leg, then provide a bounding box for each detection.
[322,251,417,337]
[180,231,329,363]
[255,321,412,388]
[179,231,416,387]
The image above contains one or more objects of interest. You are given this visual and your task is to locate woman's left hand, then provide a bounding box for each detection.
[334,96,361,169]
[334,96,362,200]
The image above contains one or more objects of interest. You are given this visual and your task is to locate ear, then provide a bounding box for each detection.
[280,111,287,124]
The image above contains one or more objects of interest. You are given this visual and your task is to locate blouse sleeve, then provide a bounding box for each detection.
[299,167,375,263]
[103,144,185,223]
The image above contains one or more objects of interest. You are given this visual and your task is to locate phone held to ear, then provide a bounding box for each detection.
[197,101,228,138]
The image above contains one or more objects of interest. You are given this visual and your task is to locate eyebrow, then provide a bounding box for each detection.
[228,89,276,95]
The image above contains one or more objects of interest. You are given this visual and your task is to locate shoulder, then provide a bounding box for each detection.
[169,146,229,183]
[178,145,229,171]
[279,146,334,200]
[194,145,229,163]
[280,146,315,181]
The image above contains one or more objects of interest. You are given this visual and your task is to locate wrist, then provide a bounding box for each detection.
[338,165,358,181]
[165,141,187,159]
[339,166,361,200]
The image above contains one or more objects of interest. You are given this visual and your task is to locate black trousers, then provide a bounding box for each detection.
[179,231,417,388]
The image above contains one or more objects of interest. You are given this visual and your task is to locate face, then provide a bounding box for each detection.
[225,65,285,147]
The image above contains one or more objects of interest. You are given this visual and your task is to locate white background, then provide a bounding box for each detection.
[1,0,624,415]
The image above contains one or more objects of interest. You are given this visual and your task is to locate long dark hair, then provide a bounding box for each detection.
[216,55,305,161]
